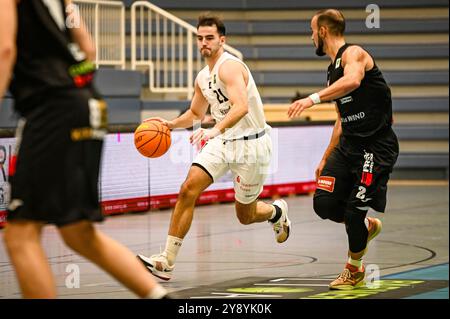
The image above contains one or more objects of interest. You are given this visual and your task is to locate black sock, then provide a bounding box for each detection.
[269,204,282,223]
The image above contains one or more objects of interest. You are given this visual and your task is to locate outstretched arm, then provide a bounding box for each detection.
[0,0,17,101]
[288,46,370,118]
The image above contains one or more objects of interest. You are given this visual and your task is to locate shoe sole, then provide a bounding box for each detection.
[329,280,365,290]
[277,218,291,243]
[136,255,172,281]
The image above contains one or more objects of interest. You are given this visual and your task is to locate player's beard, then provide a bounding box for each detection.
[200,47,212,58]
[315,36,326,56]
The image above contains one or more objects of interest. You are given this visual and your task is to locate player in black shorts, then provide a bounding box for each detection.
[0,0,167,298]
[288,9,399,289]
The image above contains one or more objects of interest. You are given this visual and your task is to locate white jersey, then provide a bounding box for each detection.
[196,52,269,140]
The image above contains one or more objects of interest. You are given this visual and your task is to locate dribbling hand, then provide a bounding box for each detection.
[143,117,175,129]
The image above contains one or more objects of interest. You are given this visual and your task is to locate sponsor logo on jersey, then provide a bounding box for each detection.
[361,151,374,186]
[341,112,366,123]
[339,96,353,104]
[317,176,335,193]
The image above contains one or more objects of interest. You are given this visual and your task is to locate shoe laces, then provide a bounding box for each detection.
[337,269,352,282]
[151,252,167,261]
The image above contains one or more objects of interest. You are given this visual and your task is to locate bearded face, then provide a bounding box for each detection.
[315,35,326,56]
[197,25,224,59]
[311,16,326,57]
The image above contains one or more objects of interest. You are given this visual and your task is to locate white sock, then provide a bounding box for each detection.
[364,217,370,230]
[269,205,277,220]
[146,285,167,299]
[165,235,183,266]
[347,257,363,270]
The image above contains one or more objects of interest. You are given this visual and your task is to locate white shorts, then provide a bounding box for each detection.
[193,133,272,204]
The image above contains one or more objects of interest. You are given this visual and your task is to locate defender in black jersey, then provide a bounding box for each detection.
[0,0,167,299]
[289,9,399,290]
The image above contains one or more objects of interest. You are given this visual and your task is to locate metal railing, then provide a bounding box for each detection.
[130,1,244,99]
[74,0,125,69]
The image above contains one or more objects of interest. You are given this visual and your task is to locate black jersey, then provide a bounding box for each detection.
[327,43,393,139]
[10,0,96,116]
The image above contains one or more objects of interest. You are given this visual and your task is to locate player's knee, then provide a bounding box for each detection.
[235,201,256,225]
[313,196,344,223]
[236,211,253,225]
[313,197,329,219]
[60,222,97,252]
[3,224,38,252]
[3,228,21,252]
[344,209,366,229]
[61,236,81,253]
[179,180,201,201]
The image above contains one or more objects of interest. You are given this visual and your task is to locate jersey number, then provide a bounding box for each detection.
[213,88,229,104]
[356,186,366,200]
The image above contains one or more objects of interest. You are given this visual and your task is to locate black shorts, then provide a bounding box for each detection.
[7,88,108,227]
[314,128,399,213]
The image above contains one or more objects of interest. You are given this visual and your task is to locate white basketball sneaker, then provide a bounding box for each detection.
[137,252,174,281]
[270,199,291,243]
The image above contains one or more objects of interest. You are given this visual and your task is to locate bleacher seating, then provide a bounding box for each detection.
[1,0,448,179]
[392,97,448,112]
[94,69,142,125]
[137,0,448,179]
[0,69,143,127]
[225,44,450,60]
[180,19,449,35]
[121,0,449,9]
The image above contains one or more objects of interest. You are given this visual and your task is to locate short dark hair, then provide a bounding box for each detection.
[197,13,226,36]
[315,9,345,36]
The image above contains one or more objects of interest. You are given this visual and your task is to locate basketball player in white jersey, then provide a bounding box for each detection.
[137,14,291,280]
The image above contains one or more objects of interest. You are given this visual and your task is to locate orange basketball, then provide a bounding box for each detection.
[134,120,171,158]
